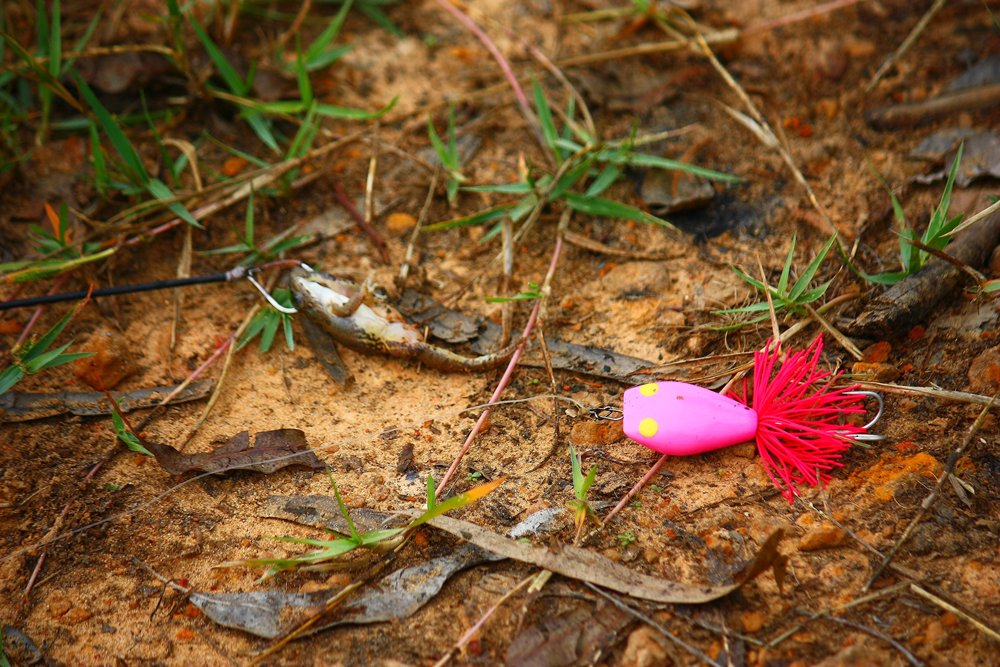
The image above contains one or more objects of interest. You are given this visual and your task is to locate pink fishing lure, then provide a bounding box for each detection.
[623,336,873,501]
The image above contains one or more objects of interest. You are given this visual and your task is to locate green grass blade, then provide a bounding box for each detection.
[585,164,621,197]
[74,74,147,183]
[356,2,404,36]
[788,234,836,301]
[304,0,353,70]
[610,151,740,183]
[146,178,202,228]
[190,17,247,94]
[777,235,796,295]
[563,192,671,227]
[532,80,561,160]
[422,205,511,232]
[408,478,505,529]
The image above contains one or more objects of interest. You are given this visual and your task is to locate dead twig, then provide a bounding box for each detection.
[908,584,1000,643]
[332,182,390,264]
[816,613,925,667]
[433,574,534,667]
[866,83,1000,129]
[864,397,996,590]
[865,0,948,93]
[856,382,998,406]
[583,583,721,667]
[398,169,438,285]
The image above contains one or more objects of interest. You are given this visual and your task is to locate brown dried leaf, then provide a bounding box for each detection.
[505,603,631,667]
[147,429,325,475]
[425,514,786,604]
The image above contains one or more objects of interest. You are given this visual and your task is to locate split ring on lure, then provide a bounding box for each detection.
[614,335,884,502]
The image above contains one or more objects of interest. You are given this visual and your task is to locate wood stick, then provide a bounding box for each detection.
[847,210,1000,337]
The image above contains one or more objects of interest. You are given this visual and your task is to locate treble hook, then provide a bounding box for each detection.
[844,390,885,442]
[589,405,624,422]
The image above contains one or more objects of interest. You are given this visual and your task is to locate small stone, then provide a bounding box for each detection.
[798,522,846,551]
[621,625,670,667]
[385,212,417,234]
[73,328,135,390]
[49,592,72,618]
[64,607,93,624]
[968,346,1000,394]
[862,341,891,363]
[569,420,623,446]
[741,610,767,633]
[850,362,899,382]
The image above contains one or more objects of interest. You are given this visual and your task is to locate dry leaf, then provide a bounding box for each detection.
[424,513,786,604]
[147,429,325,475]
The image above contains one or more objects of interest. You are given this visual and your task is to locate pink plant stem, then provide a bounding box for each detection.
[745,0,861,34]
[23,504,70,598]
[433,0,538,134]
[134,335,233,435]
[332,182,390,263]
[15,275,70,346]
[436,234,564,499]
[600,454,668,527]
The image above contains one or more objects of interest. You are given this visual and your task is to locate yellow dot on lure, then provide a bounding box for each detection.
[638,418,659,438]
[639,383,659,396]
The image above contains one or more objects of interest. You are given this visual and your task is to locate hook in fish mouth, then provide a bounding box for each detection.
[245,261,315,314]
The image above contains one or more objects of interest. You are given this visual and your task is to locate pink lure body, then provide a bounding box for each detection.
[622,381,758,456]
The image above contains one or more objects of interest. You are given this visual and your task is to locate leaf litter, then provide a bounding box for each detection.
[146,428,325,475]
[3,2,1000,665]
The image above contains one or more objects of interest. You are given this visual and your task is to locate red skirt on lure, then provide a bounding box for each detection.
[623,336,871,501]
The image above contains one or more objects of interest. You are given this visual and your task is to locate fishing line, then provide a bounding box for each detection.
[3,393,592,564]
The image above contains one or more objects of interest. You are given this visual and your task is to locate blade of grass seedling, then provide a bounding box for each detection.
[304,0,354,70]
[423,204,512,231]
[74,74,146,182]
[111,405,152,456]
[408,477,505,529]
[788,234,837,301]
[145,178,201,228]
[328,474,362,541]
[355,1,404,36]
[548,156,596,201]
[604,150,740,183]
[3,247,116,283]
[317,97,397,119]
[924,144,963,245]
[508,193,539,224]
[258,312,280,352]
[63,8,102,73]
[190,17,248,94]
[426,475,437,510]
[463,183,534,194]
[563,192,671,228]
[206,134,272,169]
[777,235,796,295]
[584,164,621,197]
[245,188,255,246]
[532,80,562,161]
[244,109,280,152]
[293,41,314,107]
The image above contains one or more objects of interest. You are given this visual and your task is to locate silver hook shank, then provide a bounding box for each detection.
[247,271,298,314]
[844,390,885,441]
